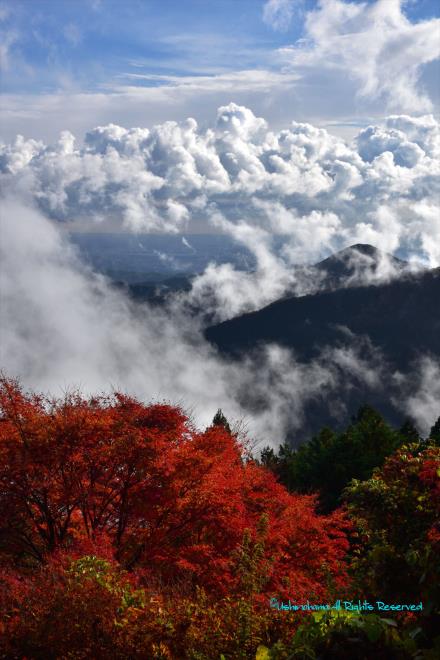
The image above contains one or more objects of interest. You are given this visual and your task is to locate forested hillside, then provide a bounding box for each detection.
[206,266,440,368]
[0,377,438,659]
[206,265,440,437]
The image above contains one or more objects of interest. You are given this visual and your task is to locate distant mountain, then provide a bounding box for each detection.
[312,243,407,290]
[71,232,256,284]
[274,244,409,302]
[121,243,410,305]
[113,274,193,304]
[205,247,440,439]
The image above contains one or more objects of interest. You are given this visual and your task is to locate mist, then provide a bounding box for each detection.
[1,107,439,443]
[1,198,437,446]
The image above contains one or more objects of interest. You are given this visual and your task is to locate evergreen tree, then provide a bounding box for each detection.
[259,446,278,469]
[266,406,405,512]
[399,418,420,443]
[211,408,231,433]
[429,415,440,445]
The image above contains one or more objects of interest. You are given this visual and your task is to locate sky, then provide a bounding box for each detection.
[1,0,439,141]
[1,1,440,438]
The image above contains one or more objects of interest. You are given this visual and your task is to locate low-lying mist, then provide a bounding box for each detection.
[1,199,438,446]
[1,107,439,442]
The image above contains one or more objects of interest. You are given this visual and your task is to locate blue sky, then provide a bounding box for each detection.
[1,0,439,140]
[1,1,440,433]
[2,0,305,93]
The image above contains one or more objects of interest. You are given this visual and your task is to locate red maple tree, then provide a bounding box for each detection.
[0,376,350,602]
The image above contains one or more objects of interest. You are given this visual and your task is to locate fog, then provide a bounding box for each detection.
[1,107,439,443]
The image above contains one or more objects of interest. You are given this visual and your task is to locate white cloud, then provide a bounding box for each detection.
[279,0,440,113]
[403,357,440,435]
[0,28,16,70]
[0,2,438,446]
[0,104,438,327]
[0,1,438,143]
[263,0,298,31]
[0,104,437,342]
[1,104,438,303]
[1,108,438,438]
[1,198,408,446]
[0,67,304,144]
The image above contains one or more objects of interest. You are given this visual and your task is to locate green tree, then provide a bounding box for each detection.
[267,406,405,512]
[259,446,278,471]
[231,514,272,657]
[269,610,419,660]
[211,408,231,433]
[399,418,420,442]
[429,415,440,445]
[344,444,440,648]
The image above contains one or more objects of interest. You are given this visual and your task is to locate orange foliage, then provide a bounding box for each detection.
[0,376,349,600]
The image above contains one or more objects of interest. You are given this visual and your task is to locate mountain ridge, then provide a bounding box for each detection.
[205,249,439,438]
[205,261,439,367]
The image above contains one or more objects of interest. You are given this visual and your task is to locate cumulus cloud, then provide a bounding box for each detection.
[1,104,438,318]
[0,199,247,431]
[0,104,440,444]
[0,4,438,446]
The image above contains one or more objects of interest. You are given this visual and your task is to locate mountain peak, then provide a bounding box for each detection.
[346,243,382,256]
[329,243,405,263]
[315,243,407,289]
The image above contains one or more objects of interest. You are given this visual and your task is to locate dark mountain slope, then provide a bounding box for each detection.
[205,267,440,372]
[205,261,439,440]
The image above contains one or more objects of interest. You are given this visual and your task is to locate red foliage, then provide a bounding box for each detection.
[418,451,440,550]
[0,376,350,603]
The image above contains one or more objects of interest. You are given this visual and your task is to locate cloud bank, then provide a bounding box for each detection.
[1,198,412,446]
[1,105,439,441]
[1,105,439,318]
